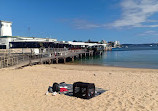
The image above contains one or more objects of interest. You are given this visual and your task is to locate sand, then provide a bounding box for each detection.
[0,64,158,111]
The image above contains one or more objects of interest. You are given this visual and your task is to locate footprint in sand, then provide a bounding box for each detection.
[118,101,122,106]
[138,105,145,109]
[127,100,133,105]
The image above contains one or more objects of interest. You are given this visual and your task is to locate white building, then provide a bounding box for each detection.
[0,20,57,49]
[0,20,12,36]
[114,41,120,47]
[0,36,57,49]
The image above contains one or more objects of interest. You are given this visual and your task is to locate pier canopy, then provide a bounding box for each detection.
[67,41,107,49]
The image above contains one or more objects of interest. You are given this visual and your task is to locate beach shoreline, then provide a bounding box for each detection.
[66,62,158,71]
[0,64,158,111]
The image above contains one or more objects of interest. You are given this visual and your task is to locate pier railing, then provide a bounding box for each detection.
[0,48,88,69]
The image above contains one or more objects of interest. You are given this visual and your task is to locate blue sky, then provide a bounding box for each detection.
[1,0,158,44]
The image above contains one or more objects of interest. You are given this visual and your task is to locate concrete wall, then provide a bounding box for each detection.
[0,37,16,49]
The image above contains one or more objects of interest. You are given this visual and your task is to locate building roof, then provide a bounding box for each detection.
[0,20,12,23]
[0,36,56,40]
[68,41,107,47]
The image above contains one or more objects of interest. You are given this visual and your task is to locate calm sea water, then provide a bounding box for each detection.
[75,49,158,69]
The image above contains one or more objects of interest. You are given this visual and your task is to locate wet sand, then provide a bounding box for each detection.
[0,64,158,111]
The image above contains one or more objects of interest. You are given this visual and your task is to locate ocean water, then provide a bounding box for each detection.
[75,49,158,69]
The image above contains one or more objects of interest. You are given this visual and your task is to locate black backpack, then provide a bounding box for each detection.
[52,83,60,92]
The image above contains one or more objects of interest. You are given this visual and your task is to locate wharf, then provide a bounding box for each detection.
[0,48,95,69]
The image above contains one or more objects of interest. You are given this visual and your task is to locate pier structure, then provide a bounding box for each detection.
[0,48,95,69]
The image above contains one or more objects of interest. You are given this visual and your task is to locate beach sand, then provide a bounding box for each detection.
[0,64,158,111]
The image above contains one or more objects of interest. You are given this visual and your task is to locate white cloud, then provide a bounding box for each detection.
[138,30,158,36]
[63,0,158,29]
[72,19,102,29]
[111,0,158,28]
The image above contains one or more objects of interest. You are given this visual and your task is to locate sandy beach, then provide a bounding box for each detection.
[0,64,158,111]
